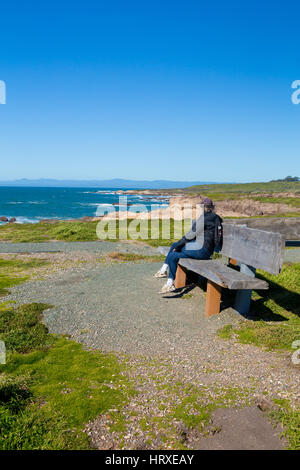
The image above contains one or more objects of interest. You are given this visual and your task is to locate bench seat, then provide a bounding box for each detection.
[178,258,268,290]
[158,245,269,316]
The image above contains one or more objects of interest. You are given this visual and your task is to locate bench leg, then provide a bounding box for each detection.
[205,280,222,317]
[175,264,187,289]
[234,264,256,315]
[234,289,252,315]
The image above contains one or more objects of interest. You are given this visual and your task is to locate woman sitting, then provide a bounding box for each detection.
[155,197,222,293]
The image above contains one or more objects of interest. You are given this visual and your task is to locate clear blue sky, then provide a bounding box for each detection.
[0,0,299,183]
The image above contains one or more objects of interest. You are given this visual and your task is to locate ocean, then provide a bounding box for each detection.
[0,187,170,224]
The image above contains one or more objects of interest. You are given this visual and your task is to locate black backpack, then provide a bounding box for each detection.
[214,215,223,252]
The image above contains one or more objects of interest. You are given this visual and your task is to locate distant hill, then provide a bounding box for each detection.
[183,180,300,194]
[0,178,218,189]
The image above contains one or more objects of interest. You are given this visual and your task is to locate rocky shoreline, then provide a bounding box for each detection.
[1,190,300,225]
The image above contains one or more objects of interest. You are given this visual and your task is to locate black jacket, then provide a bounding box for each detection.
[175,211,220,253]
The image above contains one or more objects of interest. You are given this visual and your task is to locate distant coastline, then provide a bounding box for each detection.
[0,186,172,224]
[0,178,220,189]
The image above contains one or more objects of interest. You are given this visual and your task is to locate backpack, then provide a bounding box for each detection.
[214,215,223,252]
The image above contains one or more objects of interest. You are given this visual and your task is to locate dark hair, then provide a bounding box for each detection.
[202,197,214,209]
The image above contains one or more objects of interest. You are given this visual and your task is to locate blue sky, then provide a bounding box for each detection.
[0,0,299,183]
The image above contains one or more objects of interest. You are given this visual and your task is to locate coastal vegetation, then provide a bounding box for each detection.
[0,221,99,243]
[0,215,299,247]
[0,219,182,245]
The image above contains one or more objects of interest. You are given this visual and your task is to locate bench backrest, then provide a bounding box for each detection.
[221,224,285,275]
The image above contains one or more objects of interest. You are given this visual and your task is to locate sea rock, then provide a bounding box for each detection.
[80,216,94,222]
[256,397,274,412]
[8,217,16,223]
[0,216,8,222]
[39,219,59,224]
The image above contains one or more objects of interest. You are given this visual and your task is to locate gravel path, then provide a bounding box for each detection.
[5,260,241,356]
[0,240,158,256]
[5,248,300,401]
[1,240,299,262]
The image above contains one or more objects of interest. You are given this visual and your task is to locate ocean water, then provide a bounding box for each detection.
[0,187,169,224]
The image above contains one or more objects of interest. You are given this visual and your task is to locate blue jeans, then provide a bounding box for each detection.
[165,242,212,281]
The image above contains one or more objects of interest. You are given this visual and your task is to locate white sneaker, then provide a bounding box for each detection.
[159,283,175,294]
[154,270,168,278]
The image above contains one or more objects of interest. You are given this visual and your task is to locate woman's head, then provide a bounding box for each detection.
[202,197,214,212]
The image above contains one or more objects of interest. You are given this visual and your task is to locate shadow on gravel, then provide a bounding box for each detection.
[161,270,300,324]
[161,284,196,299]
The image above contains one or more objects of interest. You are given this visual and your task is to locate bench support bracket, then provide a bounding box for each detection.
[175,265,187,289]
[205,280,222,317]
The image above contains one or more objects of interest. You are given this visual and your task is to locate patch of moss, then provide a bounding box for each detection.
[0,303,134,449]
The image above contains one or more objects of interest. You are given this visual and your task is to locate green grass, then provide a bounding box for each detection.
[269,399,300,450]
[0,218,188,246]
[0,303,53,354]
[0,274,28,297]
[0,221,99,243]
[181,293,193,300]
[251,196,300,209]
[0,257,49,297]
[106,251,164,263]
[171,393,212,429]
[0,303,134,449]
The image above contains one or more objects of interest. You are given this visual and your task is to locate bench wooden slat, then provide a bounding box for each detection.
[221,224,285,274]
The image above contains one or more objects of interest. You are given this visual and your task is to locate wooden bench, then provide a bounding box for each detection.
[158,224,285,317]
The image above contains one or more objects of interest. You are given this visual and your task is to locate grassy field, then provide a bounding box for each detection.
[0,220,99,243]
[0,219,184,245]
